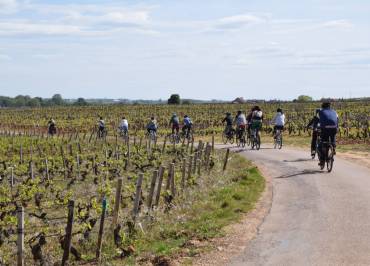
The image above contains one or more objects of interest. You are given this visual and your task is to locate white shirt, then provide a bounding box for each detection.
[120,119,128,129]
[272,112,285,126]
[236,114,247,126]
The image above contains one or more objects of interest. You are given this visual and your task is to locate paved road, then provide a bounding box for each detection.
[229,145,370,266]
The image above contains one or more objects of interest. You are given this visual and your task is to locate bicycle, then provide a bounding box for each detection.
[118,128,129,142]
[169,132,181,144]
[222,128,235,144]
[146,129,157,142]
[274,129,283,149]
[317,136,335,172]
[97,127,108,139]
[236,128,246,148]
[180,127,194,142]
[251,128,261,150]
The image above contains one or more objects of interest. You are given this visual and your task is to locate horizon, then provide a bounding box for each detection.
[1,0,370,99]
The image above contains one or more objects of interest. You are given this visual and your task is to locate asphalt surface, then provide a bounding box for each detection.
[228,145,370,266]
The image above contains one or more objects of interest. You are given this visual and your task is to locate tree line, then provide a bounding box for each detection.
[0,94,88,108]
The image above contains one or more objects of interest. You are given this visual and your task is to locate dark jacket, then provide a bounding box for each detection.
[307,116,319,129]
[319,108,338,129]
[222,115,233,126]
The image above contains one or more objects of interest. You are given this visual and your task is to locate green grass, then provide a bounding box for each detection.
[112,153,265,265]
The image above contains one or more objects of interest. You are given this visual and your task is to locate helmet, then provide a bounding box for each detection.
[184,115,188,118]
[237,110,242,115]
[151,116,155,120]
[226,112,231,115]
[277,108,282,113]
[254,106,261,111]
[172,113,177,116]
[322,101,331,109]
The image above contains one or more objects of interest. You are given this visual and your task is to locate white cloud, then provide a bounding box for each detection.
[0,0,18,13]
[320,19,353,29]
[0,54,11,60]
[208,13,267,32]
[0,22,86,36]
[0,3,155,36]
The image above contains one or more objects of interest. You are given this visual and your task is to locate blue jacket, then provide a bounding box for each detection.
[319,108,338,129]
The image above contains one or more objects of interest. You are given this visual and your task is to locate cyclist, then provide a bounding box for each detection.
[47,118,56,136]
[272,108,285,139]
[306,109,320,157]
[119,116,129,135]
[250,106,263,139]
[246,107,255,139]
[318,102,339,166]
[182,115,193,138]
[98,116,105,137]
[147,116,158,134]
[222,112,233,136]
[235,110,247,140]
[169,113,180,134]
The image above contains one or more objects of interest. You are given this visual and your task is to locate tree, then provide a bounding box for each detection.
[74,97,88,106]
[296,95,313,102]
[51,94,64,105]
[167,94,181,105]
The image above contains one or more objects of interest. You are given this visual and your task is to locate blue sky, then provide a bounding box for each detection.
[0,0,369,100]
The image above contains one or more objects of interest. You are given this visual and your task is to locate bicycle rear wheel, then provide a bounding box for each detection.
[241,136,246,147]
[256,135,261,150]
[222,132,228,144]
[278,135,283,149]
[327,145,334,172]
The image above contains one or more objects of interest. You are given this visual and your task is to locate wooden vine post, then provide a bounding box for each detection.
[223,148,230,171]
[113,179,123,227]
[181,158,187,190]
[132,173,144,221]
[170,163,176,196]
[96,197,107,261]
[62,200,75,266]
[147,170,158,210]
[17,206,24,266]
[154,167,165,207]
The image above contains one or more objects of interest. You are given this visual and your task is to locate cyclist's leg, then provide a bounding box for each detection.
[319,129,330,164]
[311,131,317,154]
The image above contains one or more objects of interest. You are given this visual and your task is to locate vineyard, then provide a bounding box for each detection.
[0,101,368,141]
[0,101,369,265]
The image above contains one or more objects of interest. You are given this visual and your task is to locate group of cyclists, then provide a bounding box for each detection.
[46,101,338,169]
[221,101,338,168]
[222,106,284,148]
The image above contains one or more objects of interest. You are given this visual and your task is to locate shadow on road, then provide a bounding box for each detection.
[283,158,313,163]
[275,169,324,179]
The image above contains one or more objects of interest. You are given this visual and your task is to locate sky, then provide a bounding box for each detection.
[0,0,369,100]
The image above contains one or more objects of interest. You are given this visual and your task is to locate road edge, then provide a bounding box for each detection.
[189,152,273,266]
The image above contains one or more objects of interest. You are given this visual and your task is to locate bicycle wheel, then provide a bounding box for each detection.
[278,135,283,149]
[327,145,334,172]
[229,132,235,144]
[256,135,261,150]
[222,132,228,144]
[241,136,246,148]
[236,136,241,147]
[169,134,175,144]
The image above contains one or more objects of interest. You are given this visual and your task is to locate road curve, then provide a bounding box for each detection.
[228,145,370,266]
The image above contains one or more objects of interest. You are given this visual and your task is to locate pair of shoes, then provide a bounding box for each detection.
[318,161,324,167]
[311,151,315,156]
